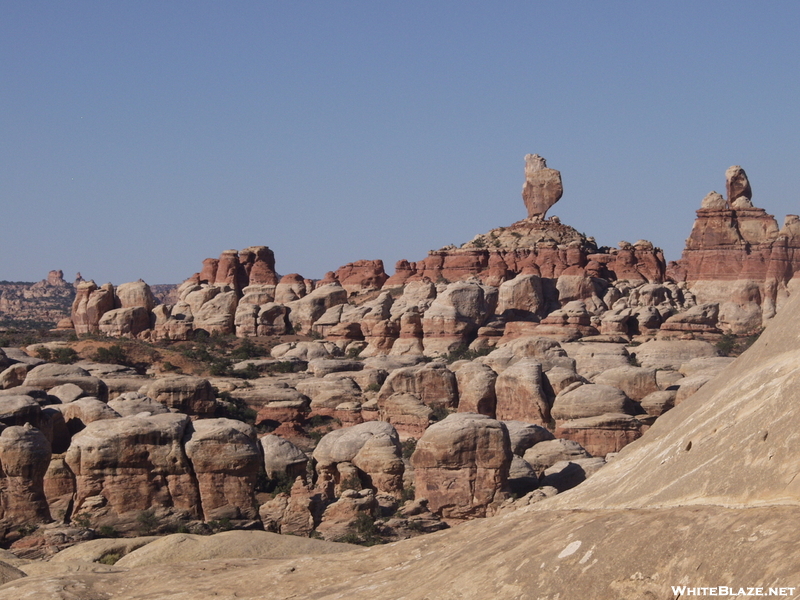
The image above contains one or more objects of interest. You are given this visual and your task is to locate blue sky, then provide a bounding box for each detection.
[2,2,799,284]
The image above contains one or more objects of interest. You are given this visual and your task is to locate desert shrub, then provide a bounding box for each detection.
[430,405,451,422]
[405,519,425,532]
[17,524,37,537]
[207,518,232,533]
[307,414,333,428]
[72,513,91,529]
[136,509,159,534]
[53,347,78,364]
[447,344,492,363]
[161,361,179,372]
[263,471,294,496]
[215,392,257,424]
[98,553,121,565]
[230,338,266,361]
[716,334,736,356]
[365,383,382,393]
[93,344,129,365]
[231,363,260,380]
[401,485,415,503]
[401,438,417,459]
[346,346,363,359]
[35,347,52,361]
[97,525,119,538]
[267,361,297,374]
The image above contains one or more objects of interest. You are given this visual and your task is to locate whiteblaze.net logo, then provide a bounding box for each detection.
[671,587,796,597]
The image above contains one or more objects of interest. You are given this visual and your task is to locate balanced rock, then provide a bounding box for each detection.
[522,154,563,220]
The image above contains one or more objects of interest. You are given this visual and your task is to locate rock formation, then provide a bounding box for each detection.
[8,253,800,600]
[522,154,563,220]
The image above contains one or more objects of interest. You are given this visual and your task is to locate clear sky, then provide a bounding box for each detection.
[2,1,799,285]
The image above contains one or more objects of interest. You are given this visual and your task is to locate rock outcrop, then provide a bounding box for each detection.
[410,413,510,519]
[522,154,563,220]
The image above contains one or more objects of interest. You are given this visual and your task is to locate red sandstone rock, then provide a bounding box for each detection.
[411,413,511,519]
[240,246,279,286]
[555,413,645,457]
[522,154,563,220]
[71,281,115,335]
[0,424,52,532]
[65,413,201,528]
[494,359,550,425]
[184,419,261,521]
[334,260,389,295]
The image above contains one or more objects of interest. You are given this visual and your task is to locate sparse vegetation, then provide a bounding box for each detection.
[94,344,132,365]
[215,391,257,424]
[430,405,451,422]
[716,331,762,357]
[401,438,417,459]
[98,553,121,565]
[97,525,119,538]
[442,344,492,363]
[136,509,159,534]
[401,485,415,503]
[72,513,91,529]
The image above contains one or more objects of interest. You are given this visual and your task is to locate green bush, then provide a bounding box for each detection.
[93,344,129,365]
[230,338,266,361]
[231,363,260,379]
[97,525,119,538]
[215,392,257,424]
[53,347,78,364]
[401,438,417,459]
[98,553,121,565]
[441,344,491,363]
[430,405,451,422]
[72,513,91,529]
[35,347,52,361]
[136,509,159,534]
[401,485,415,503]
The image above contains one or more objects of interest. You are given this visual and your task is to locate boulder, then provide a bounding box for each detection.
[522,438,591,477]
[555,413,646,457]
[522,154,562,219]
[540,457,606,492]
[183,419,261,521]
[559,342,631,379]
[260,435,308,480]
[141,376,216,417]
[65,413,201,527]
[640,390,677,416]
[421,281,496,356]
[497,274,545,319]
[632,340,720,370]
[494,359,550,425]
[503,420,554,456]
[108,393,171,417]
[115,281,156,312]
[552,384,636,421]
[454,362,497,417]
[592,365,659,401]
[315,489,377,541]
[313,421,404,498]
[0,424,52,530]
[411,413,511,519]
[377,362,457,409]
[295,378,362,411]
[377,392,433,439]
